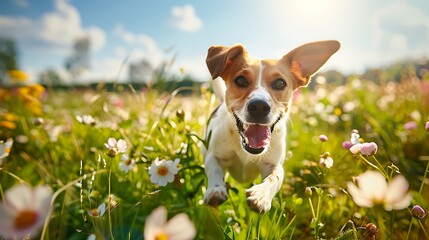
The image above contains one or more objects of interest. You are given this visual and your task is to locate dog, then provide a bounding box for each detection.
[202,40,340,213]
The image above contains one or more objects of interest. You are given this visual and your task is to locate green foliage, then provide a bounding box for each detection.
[1,67,429,239]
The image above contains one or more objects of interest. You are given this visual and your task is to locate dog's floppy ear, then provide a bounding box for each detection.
[282,40,340,88]
[206,44,246,80]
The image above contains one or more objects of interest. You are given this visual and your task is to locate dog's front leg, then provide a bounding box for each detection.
[246,163,284,213]
[204,154,228,206]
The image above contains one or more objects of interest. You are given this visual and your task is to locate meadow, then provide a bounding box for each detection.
[0,67,429,240]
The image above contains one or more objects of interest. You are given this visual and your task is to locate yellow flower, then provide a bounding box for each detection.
[3,113,18,122]
[7,70,28,83]
[0,121,16,130]
[0,89,11,101]
[0,112,18,130]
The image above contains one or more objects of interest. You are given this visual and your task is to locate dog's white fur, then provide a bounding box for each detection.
[202,41,340,213]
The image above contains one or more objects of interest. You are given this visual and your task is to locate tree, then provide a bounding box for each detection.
[128,59,153,84]
[0,37,19,86]
[64,36,90,83]
[39,69,63,87]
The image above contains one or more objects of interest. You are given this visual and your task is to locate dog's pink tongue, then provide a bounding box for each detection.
[244,125,271,149]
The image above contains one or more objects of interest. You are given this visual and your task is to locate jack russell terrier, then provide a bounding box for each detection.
[202,40,340,213]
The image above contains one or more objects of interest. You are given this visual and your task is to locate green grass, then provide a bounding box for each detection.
[1,72,429,239]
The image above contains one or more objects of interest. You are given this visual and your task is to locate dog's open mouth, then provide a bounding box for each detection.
[233,113,283,155]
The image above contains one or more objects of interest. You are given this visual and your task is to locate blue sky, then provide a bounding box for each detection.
[1,0,429,83]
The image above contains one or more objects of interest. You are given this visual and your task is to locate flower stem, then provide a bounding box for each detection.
[108,167,114,240]
[418,160,429,195]
[405,217,413,240]
[308,197,316,219]
[418,219,429,239]
[359,155,388,179]
[371,156,389,180]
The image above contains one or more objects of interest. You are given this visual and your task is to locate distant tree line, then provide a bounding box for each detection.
[1,36,428,92]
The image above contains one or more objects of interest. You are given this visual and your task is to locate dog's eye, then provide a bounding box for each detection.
[234,76,248,88]
[272,78,286,90]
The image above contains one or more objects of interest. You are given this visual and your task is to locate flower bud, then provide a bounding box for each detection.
[33,117,44,126]
[411,205,426,219]
[319,134,328,142]
[342,141,353,149]
[305,187,313,197]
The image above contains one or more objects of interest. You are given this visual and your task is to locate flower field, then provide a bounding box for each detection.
[1,69,429,239]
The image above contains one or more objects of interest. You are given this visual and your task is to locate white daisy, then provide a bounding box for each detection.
[0,184,53,239]
[119,154,136,173]
[104,137,128,156]
[0,138,13,164]
[76,115,96,126]
[88,203,106,218]
[148,159,180,187]
[319,156,334,169]
[144,206,196,240]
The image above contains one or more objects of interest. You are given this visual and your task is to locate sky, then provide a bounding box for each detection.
[1,0,429,83]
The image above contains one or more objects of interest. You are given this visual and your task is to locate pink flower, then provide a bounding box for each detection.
[360,142,378,156]
[342,141,353,149]
[425,121,429,132]
[319,134,328,142]
[403,121,418,130]
[411,205,426,219]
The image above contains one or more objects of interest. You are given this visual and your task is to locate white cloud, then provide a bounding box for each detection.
[174,57,210,81]
[371,0,429,59]
[170,5,203,32]
[113,24,164,67]
[85,57,128,81]
[0,0,106,54]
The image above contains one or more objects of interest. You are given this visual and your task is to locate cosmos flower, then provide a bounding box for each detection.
[360,142,378,156]
[0,184,53,239]
[349,144,362,155]
[148,158,180,187]
[403,121,418,130]
[104,137,128,156]
[119,154,136,173]
[144,206,196,240]
[347,170,412,211]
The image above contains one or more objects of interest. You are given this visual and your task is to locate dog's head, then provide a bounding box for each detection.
[206,41,340,155]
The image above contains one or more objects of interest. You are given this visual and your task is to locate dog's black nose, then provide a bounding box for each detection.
[247,99,270,121]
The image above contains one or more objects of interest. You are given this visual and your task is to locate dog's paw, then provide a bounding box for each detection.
[204,186,228,207]
[246,184,272,213]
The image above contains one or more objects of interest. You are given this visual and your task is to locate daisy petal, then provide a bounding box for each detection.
[165,213,196,240]
[144,207,167,239]
[5,184,33,211]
